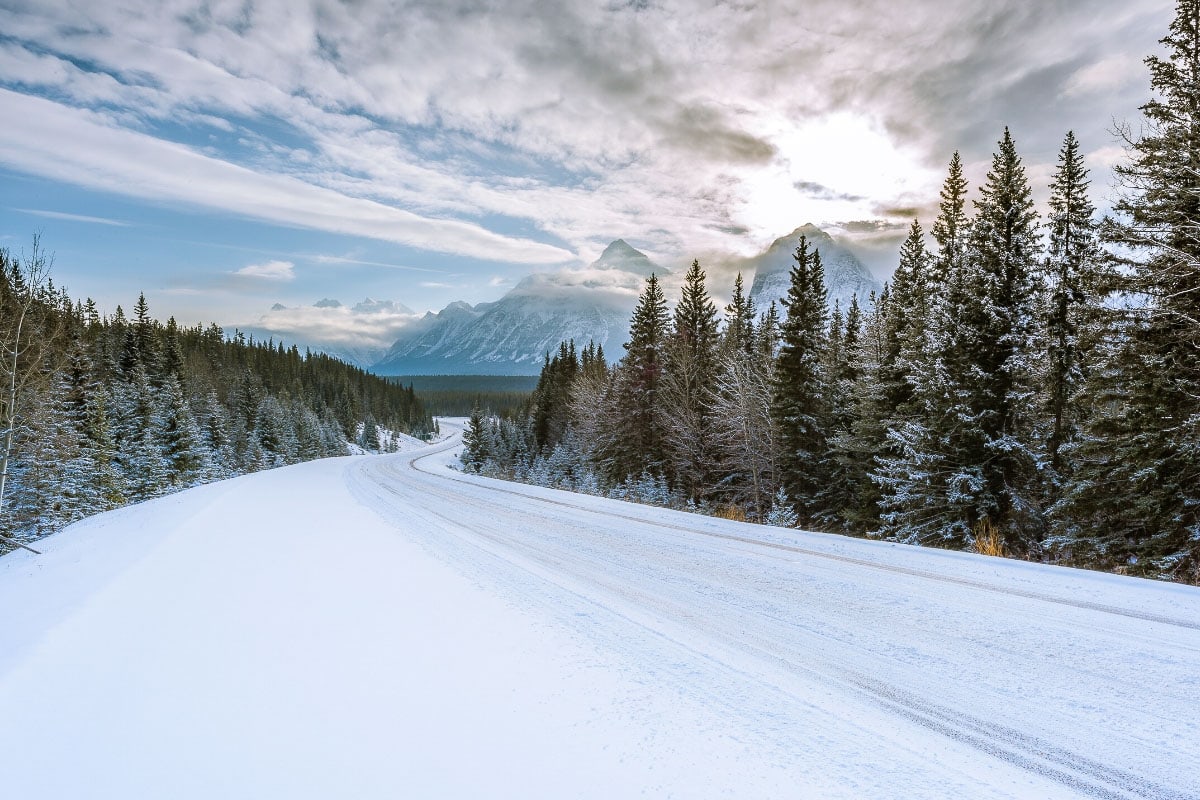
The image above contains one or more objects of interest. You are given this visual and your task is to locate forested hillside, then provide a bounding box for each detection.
[461,3,1200,584]
[0,243,432,553]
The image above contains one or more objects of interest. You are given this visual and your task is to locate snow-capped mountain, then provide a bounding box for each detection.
[372,240,658,375]
[745,223,881,314]
[245,229,882,375]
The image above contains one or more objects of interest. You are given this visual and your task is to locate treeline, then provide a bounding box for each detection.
[385,375,539,417]
[461,3,1200,583]
[1,245,433,552]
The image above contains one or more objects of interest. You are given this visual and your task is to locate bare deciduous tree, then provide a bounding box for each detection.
[1,236,61,554]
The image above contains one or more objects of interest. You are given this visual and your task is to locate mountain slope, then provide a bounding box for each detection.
[745,223,881,313]
[1,426,1196,798]
[373,241,657,375]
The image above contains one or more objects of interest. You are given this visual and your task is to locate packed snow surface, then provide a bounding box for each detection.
[2,421,1198,799]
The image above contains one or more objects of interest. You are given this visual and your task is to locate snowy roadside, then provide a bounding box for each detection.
[1,428,1197,799]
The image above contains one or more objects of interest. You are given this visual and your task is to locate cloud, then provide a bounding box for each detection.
[233,260,295,281]
[0,90,575,266]
[1062,54,1144,98]
[247,298,422,349]
[310,254,441,273]
[793,182,865,203]
[0,0,1174,280]
[10,207,130,226]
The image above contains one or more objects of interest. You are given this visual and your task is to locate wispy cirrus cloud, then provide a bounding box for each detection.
[0,0,1175,289]
[10,207,130,226]
[0,89,574,266]
[233,260,295,281]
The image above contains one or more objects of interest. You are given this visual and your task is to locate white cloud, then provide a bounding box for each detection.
[0,90,575,266]
[246,299,421,349]
[1063,54,1144,99]
[11,207,130,226]
[233,260,295,281]
[0,0,1172,275]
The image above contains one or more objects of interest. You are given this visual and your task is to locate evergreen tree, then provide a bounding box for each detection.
[957,127,1043,549]
[600,274,670,484]
[771,237,831,524]
[876,160,977,547]
[461,405,489,473]
[661,260,720,500]
[1041,131,1099,477]
[931,151,969,290]
[820,294,865,529]
[1066,0,1200,579]
[722,272,757,356]
[159,376,207,487]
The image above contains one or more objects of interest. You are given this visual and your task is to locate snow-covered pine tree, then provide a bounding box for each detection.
[771,236,831,525]
[661,260,720,502]
[710,285,777,519]
[159,375,208,488]
[111,364,169,501]
[820,294,866,530]
[599,274,670,485]
[1041,132,1100,479]
[568,341,612,473]
[722,273,757,357]
[461,405,489,473]
[957,128,1044,551]
[1064,0,1200,580]
[531,341,578,452]
[876,159,976,547]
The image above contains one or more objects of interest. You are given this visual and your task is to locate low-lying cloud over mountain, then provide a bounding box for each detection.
[242,298,419,368]
[373,240,660,375]
[243,225,886,374]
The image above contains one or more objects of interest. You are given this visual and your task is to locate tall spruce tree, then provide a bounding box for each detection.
[1067,0,1200,579]
[876,158,977,547]
[661,260,720,500]
[601,274,670,484]
[772,237,831,524]
[958,128,1043,549]
[1042,131,1099,477]
[722,273,757,356]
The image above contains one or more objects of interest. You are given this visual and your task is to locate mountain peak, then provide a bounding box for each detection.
[747,224,881,312]
[591,239,659,277]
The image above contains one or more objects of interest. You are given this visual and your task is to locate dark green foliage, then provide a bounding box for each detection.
[600,274,670,483]
[771,237,831,525]
[0,251,434,552]
[1063,0,1200,580]
[386,375,539,417]
[1042,131,1100,477]
[661,260,721,500]
[532,341,578,451]
[958,128,1043,546]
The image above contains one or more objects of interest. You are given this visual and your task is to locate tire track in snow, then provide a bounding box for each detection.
[408,443,1200,633]
[351,446,1197,800]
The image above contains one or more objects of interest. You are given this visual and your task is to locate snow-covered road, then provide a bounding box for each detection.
[1,424,1197,798]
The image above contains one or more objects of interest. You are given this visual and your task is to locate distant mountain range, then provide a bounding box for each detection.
[373,239,653,375]
[245,226,883,375]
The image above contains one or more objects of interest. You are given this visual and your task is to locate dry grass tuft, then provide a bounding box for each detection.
[716,504,747,522]
[972,518,1006,557]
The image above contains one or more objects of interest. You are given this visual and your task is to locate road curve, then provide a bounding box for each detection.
[348,425,1200,800]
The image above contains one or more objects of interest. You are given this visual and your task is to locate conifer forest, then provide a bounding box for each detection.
[462,4,1200,584]
[0,245,433,553]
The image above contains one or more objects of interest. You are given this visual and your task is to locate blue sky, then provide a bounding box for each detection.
[0,0,1173,349]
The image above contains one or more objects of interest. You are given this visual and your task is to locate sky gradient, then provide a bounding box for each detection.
[0,0,1174,347]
